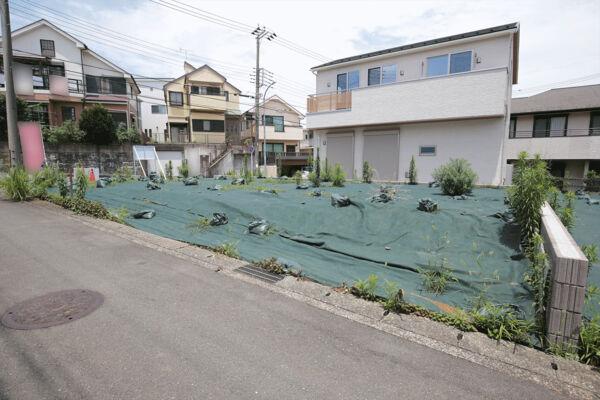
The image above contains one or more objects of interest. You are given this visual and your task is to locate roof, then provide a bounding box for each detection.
[511,84,600,114]
[165,64,242,94]
[244,95,305,118]
[311,22,519,70]
[0,48,47,62]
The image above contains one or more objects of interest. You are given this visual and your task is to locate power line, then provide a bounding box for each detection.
[514,73,600,94]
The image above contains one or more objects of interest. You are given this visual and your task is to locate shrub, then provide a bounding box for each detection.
[115,122,140,144]
[166,161,173,181]
[178,159,190,178]
[351,274,379,301]
[308,171,320,187]
[47,194,117,220]
[113,166,133,182]
[57,171,68,197]
[213,242,239,258]
[432,158,477,196]
[331,163,345,187]
[42,120,85,144]
[547,186,560,210]
[321,158,332,182]
[582,244,599,263]
[585,170,600,192]
[408,155,418,185]
[294,170,302,186]
[31,165,61,198]
[420,258,458,295]
[508,152,553,248]
[315,154,321,182]
[74,166,88,199]
[0,94,30,141]
[523,233,549,327]
[252,258,286,274]
[362,161,373,183]
[0,167,31,201]
[79,105,116,145]
[559,191,575,231]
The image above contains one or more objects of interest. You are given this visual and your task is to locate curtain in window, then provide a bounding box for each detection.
[549,116,567,137]
[368,67,381,86]
[533,117,548,138]
[336,73,347,92]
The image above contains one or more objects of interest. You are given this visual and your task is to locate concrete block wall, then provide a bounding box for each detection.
[540,203,589,346]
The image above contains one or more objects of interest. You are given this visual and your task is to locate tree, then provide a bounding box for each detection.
[115,122,140,144]
[0,94,31,141]
[408,155,418,184]
[79,105,116,145]
[42,120,85,144]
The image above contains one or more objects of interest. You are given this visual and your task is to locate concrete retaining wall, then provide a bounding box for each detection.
[541,202,589,345]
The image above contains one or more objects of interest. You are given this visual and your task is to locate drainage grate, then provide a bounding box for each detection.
[236,265,285,283]
[1,289,104,330]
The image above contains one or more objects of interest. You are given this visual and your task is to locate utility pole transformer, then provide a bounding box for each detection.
[251,26,276,175]
[1,0,22,167]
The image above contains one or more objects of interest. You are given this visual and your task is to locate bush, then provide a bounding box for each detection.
[0,167,31,201]
[42,120,85,144]
[362,161,373,183]
[579,316,600,366]
[178,159,189,178]
[113,166,133,182]
[321,158,332,182]
[559,191,575,231]
[79,105,116,145]
[508,152,553,248]
[74,166,88,199]
[308,171,320,187]
[331,163,345,187]
[47,194,117,220]
[166,161,173,181]
[31,165,61,198]
[408,155,418,184]
[470,302,533,344]
[432,158,477,196]
[585,170,600,192]
[115,122,140,144]
[582,244,599,263]
[0,94,30,141]
[294,170,302,186]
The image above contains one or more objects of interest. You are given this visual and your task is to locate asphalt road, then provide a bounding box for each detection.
[0,200,567,400]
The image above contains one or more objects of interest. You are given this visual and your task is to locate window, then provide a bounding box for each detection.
[336,70,360,92]
[368,67,381,86]
[590,111,600,136]
[336,73,347,92]
[61,106,75,121]
[192,119,224,132]
[263,115,284,132]
[286,145,296,152]
[449,51,472,74]
[49,65,65,76]
[190,85,200,94]
[509,117,517,138]
[265,143,284,153]
[109,112,127,127]
[40,39,55,57]
[381,65,397,84]
[169,91,183,106]
[419,145,436,156]
[30,103,49,126]
[32,66,49,89]
[426,55,448,77]
[85,75,127,94]
[0,67,4,87]
[533,115,568,137]
[151,105,167,114]
[205,86,221,95]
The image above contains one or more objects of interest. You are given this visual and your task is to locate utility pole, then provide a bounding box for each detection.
[262,79,275,170]
[251,26,275,174]
[1,0,21,167]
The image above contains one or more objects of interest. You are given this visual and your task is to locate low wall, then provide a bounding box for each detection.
[541,202,589,346]
[0,141,133,174]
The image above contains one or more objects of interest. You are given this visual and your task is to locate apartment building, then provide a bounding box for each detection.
[0,19,140,129]
[506,84,600,180]
[241,95,307,174]
[163,62,241,144]
[306,23,520,184]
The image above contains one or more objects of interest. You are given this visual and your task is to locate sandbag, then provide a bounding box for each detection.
[96,179,108,188]
[248,219,271,235]
[331,193,351,207]
[132,209,156,219]
[183,177,199,186]
[310,189,322,197]
[417,198,438,212]
[232,178,246,185]
[207,185,222,191]
[296,184,310,190]
[210,212,228,226]
[147,181,161,190]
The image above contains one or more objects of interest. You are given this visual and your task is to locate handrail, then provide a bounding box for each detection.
[510,128,600,138]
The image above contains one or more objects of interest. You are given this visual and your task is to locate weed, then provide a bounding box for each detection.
[470,302,533,344]
[308,171,319,187]
[294,170,302,186]
[559,191,575,231]
[213,242,239,258]
[321,158,332,182]
[579,317,600,367]
[382,280,404,312]
[47,193,119,221]
[74,166,88,199]
[187,217,211,232]
[523,233,550,327]
[113,166,133,182]
[547,186,560,210]
[331,163,345,187]
[0,167,31,201]
[362,161,373,184]
[420,258,457,295]
[351,274,379,301]
[166,161,174,181]
[57,171,68,197]
[110,207,129,223]
[582,244,599,264]
[586,284,599,303]
[178,159,189,178]
[252,257,286,274]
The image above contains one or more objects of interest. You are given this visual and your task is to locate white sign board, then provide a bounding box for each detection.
[133,145,158,161]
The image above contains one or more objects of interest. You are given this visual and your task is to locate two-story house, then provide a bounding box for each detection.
[0,19,140,129]
[505,84,600,182]
[163,62,241,144]
[241,95,306,175]
[137,77,169,143]
[305,23,520,184]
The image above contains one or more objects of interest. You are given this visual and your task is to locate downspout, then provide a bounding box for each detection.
[499,31,515,186]
[80,47,86,109]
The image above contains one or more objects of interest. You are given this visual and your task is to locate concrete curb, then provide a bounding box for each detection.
[34,200,600,399]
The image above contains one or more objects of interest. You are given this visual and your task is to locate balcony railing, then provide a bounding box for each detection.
[258,152,309,165]
[307,91,351,113]
[510,128,600,138]
[68,78,84,94]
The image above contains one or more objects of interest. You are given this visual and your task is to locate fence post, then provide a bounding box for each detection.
[540,203,589,346]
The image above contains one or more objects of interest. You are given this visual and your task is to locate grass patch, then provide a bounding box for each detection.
[252,257,286,274]
[187,217,211,232]
[419,258,457,295]
[350,274,380,301]
[212,242,239,259]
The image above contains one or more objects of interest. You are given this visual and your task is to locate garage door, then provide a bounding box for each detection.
[363,131,399,181]
[326,133,354,178]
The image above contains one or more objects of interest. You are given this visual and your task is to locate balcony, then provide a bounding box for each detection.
[258,151,309,165]
[307,91,351,113]
[306,67,507,130]
[505,130,600,160]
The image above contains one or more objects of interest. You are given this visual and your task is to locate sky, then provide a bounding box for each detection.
[8,0,600,112]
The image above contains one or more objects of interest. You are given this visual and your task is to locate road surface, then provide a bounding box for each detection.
[0,200,567,399]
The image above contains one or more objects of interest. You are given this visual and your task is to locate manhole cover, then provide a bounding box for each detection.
[1,289,104,330]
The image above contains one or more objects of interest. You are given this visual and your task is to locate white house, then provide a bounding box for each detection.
[305,23,520,185]
[137,78,169,143]
[506,84,600,181]
[0,19,140,128]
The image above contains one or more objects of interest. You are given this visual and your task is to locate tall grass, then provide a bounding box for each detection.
[0,167,31,201]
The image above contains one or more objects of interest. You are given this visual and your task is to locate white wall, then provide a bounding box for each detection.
[139,85,168,141]
[307,68,508,130]
[505,136,600,161]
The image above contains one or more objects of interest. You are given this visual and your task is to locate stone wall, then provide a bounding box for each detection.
[0,141,133,174]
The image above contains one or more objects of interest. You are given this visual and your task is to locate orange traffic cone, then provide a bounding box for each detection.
[88,168,96,182]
